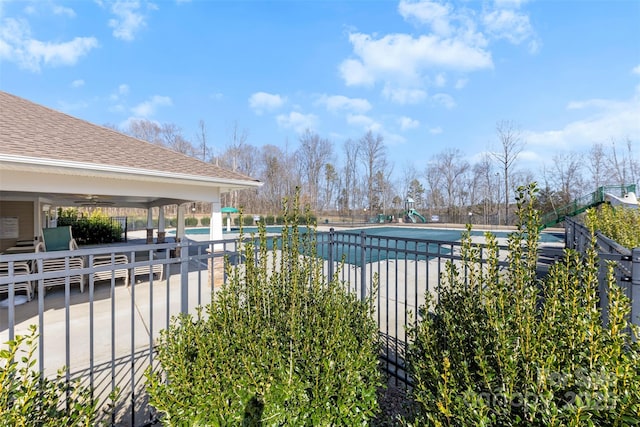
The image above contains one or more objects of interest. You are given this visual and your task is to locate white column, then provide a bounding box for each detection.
[176,204,185,241]
[209,200,223,244]
[146,208,154,243]
[157,206,166,243]
[208,199,224,289]
[158,207,165,232]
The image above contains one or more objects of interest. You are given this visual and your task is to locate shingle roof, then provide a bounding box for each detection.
[0,91,260,185]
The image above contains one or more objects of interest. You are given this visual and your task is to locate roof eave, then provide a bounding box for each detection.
[0,154,262,189]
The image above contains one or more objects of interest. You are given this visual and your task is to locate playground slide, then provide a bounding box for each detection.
[605,191,639,208]
[540,184,637,229]
[407,209,427,223]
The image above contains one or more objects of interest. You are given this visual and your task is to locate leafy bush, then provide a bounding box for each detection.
[264,214,275,225]
[585,203,640,248]
[57,208,123,245]
[242,215,254,226]
[0,325,113,426]
[200,216,210,226]
[407,183,640,426]
[146,193,382,425]
[184,217,198,227]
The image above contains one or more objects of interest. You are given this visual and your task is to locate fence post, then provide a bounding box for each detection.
[632,247,640,331]
[360,231,367,302]
[327,228,334,282]
[180,238,189,314]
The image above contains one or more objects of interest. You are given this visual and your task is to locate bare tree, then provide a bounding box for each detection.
[320,163,339,212]
[491,120,525,225]
[425,161,444,215]
[586,143,608,190]
[340,138,360,215]
[605,137,639,187]
[127,119,163,145]
[472,153,493,223]
[296,130,334,211]
[196,119,210,162]
[547,151,584,205]
[358,131,388,212]
[400,163,419,204]
[431,148,470,219]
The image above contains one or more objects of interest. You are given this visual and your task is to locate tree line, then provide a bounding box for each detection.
[107,119,639,225]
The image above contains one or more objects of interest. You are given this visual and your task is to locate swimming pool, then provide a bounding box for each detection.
[177,226,563,265]
[178,226,563,244]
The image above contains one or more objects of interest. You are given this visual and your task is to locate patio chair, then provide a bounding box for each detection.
[34,240,85,296]
[0,261,34,301]
[92,254,129,287]
[42,226,78,251]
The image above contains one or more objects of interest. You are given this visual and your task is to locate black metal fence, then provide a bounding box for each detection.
[564,216,640,330]
[1,228,515,425]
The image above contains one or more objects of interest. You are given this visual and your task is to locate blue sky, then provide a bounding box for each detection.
[1,0,639,180]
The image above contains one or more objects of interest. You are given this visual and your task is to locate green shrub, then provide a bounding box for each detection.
[407,183,640,426]
[146,192,382,425]
[57,208,123,245]
[242,215,254,226]
[0,325,116,426]
[200,216,210,226]
[184,217,198,227]
[264,215,275,225]
[585,203,640,248]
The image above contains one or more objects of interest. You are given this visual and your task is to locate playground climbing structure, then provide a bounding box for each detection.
[540,184,638,229]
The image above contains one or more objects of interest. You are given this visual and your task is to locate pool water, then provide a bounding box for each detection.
[176,226,563,265]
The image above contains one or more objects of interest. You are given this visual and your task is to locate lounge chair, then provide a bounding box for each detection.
[92,254,129,287]
[42,226,78,251]
[34,241,84,296]
[0,261,34,301]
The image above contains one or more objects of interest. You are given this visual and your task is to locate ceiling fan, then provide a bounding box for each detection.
[73,195,115,207]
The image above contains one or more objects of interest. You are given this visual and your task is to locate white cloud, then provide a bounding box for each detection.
[209,92,224,100]
[0,18,98,72]
[131,95,172,117]
[110,84,130,101]
[339,0,539,105]
[341,32,492,87]
[432,93,456,109]
[71,79,85,88]
[276,111,317,133]
[398,0,454,37]
[346,114,382,132]
[53,5,76,18]
[108,1,148,41]
[525,91,640,151]
[339,58,376,87]
[482,8,536,48]
[454,77,468,89]
[382,85,428,104]
[434,72,447,87]
[398,116,420,131]
[249,92,286,114]
[429,126,443,134]
[632,65,640,75]
[316,95,372,114]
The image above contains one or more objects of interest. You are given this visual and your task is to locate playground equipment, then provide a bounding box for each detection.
[540,184,638,229]
[404,197,426,223]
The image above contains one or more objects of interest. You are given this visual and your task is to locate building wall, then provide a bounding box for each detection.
[0,201,35,252]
